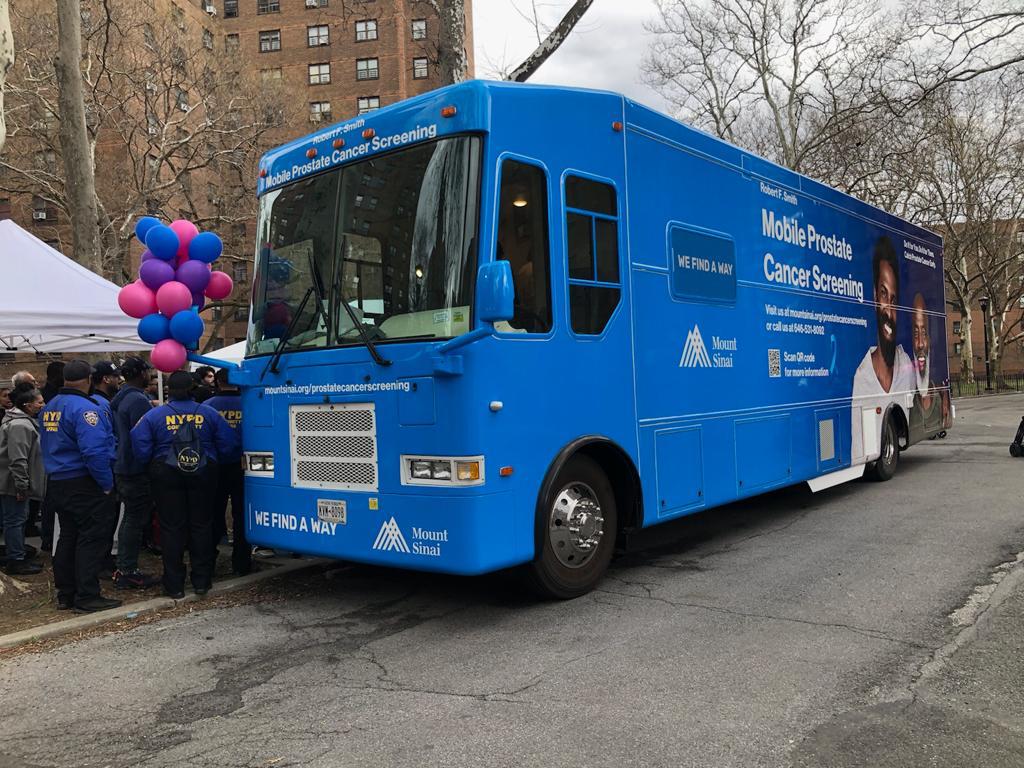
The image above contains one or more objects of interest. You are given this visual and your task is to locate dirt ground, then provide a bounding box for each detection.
[0,546,256,637]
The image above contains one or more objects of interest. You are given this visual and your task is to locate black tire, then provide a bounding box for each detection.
[1011,443,1022,458]
[867,414,899,481]
[523,454,617,599]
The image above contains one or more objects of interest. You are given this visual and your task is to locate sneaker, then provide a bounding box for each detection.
[252,546,276,558]
[164,589,185,599]
[113,569,160,590]
[74,597,122,613]
[4,559,43,575]
[56,595,75,610]
[194,586,210,596]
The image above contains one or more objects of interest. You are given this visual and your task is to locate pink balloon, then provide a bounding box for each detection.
[118,281,158,319]
[169,220,199,259]
[156,280,193,316]
[151,338,187,373]
[205,270,233,301]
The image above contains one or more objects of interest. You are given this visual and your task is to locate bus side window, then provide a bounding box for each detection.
[496,160,552,333]
[565,175,620,335]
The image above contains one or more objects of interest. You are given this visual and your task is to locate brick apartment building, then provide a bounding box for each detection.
[0,0,473,379]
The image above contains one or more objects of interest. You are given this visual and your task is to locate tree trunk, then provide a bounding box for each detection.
[506,0,594,83]
[0,0,12,154]
[436,0,469,85]
[959,309,974,382]
[54,0,101,273]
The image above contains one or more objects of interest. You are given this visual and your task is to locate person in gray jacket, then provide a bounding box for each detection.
[0,387,46,574]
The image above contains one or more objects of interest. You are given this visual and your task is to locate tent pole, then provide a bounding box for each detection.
[157,371,164,402]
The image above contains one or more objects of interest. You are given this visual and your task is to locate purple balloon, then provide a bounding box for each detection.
[139,258,176,291]
[176,259,212,294]
[191,291,206,311]
[140,249,157,263]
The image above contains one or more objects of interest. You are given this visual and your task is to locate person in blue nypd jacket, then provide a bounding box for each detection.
[109,357,160,590]
[131,371,235,599]
[38,359,121,613]
[204,368,251,576]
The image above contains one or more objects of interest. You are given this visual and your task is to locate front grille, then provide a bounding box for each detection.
[290,403,378,491]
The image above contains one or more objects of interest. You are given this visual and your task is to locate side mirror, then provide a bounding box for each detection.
[477,260,514,323]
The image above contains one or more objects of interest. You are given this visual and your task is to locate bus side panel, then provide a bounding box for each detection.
[624,122,948,527]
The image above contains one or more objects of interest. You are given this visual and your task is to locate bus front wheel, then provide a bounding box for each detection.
[525,454,617,599]
[868,414,899,481]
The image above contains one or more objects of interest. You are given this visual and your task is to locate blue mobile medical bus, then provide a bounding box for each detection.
[205,80,951,598]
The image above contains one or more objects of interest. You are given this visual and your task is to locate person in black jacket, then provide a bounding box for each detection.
[40,361,65,403]
[109,357,160,589]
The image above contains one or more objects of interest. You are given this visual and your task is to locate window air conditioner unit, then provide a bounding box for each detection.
[305,0,318,7]
[205,4,217,14]
[319,40,329,45]
[32,211,47,221]
[309,113,322,122]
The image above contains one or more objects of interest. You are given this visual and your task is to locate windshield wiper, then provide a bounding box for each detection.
[260,286,314,381]
[313,242,391,367]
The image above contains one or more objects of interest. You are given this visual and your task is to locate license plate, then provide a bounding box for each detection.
[317,499,347,524]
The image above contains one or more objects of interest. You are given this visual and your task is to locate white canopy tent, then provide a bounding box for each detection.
[0,220,148,354]
[189,339,246,371]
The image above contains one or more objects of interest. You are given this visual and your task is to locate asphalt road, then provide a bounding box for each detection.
[2,394,1023,768]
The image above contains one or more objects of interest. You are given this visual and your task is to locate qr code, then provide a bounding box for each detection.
[768,349,781,378]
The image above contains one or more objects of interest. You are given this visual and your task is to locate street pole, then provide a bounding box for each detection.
[980,297,993,392]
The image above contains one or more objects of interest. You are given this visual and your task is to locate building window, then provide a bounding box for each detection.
[171,5,184,28]
[224,0,238,17]
[308,63,331,85]
[233,262,248,282]
[953,342,962,355]
[32,196,57,225]
[225,33,240,52]
[413,57,428,79]
[0,198,10,220]
[143,23,155,47]
[356,58,379,80]
[202,29,214,49]
[309,101,331,122]
[35,150,56,174]
[175,87,189,111]
[234,305,248,321]
[357,96,380,114]
[260,67,282,82]
[259,30,281,52]
[257,0,279,14]
[307,24,329,46]
[412,19,427,40]
[306,0,328,6]
[952,320,961,335]
[355,19,377,41]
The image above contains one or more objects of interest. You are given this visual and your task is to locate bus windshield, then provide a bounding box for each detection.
[247,135,481,357]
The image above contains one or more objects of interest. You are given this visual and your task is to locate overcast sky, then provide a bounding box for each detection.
[472,0,671,112]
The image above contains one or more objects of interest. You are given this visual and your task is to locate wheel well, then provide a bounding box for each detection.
[889,404,910,450]
[574,441,643,534]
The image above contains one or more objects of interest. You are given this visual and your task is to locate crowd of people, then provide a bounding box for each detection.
[0,359,252,611]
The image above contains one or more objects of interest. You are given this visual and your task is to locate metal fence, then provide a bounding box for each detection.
[949,371,1024,398]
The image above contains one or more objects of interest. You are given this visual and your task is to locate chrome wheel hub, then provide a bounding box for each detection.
[549,482,604,569]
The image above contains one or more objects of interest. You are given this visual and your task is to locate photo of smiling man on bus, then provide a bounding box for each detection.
[907,292,952,441]
[850,236,915,464]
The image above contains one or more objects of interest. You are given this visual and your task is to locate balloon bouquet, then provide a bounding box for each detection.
[117,217,235,372]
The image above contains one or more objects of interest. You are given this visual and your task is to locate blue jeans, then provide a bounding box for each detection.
[1,494,29,562]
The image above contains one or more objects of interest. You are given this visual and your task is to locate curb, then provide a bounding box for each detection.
[0,556,327,651]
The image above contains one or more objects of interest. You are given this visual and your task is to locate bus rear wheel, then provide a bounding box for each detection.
[868,414,899,481]
[524,454,617,599]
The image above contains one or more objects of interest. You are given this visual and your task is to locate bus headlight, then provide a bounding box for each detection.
[246,452,275,475]
[402,456,484,486]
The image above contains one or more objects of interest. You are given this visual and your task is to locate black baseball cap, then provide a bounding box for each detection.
[63,360,92,382]
[92,361,121,378]
[120,357,152,380]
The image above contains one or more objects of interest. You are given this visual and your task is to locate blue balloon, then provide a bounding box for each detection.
[137,313,171,344]
[188,232,223,264]
[169,309,205,346]
[145,224,180,261]
[135,216,161,243]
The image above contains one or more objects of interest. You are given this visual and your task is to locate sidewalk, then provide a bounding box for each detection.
[0,542,325,650]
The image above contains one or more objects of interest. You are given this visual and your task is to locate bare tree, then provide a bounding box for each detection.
[54,0,102,273]
[908,75,1024,380]
[0,0,11,154]
[506,0,594,82]
[645,0,907,175]
[1,3,288,282]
